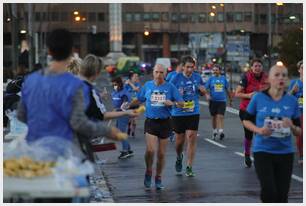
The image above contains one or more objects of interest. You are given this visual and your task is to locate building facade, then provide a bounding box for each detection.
[3,3,303,67]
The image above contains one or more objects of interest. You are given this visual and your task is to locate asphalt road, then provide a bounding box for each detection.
[94,72,303,203]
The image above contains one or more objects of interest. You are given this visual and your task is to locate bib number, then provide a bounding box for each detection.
[214,83,224,92]
[298,97,303,108]
[264,118,291,138]
[150,93,166,107]
[182,101,195,112]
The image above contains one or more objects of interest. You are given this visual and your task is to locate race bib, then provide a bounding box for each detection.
[298,97,303,108]
[264,117,291,138]
[150,92,166,107]
[214,83,224,92]
[182,100,195,112]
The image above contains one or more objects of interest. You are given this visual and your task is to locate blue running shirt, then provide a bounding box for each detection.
[170,72,204,116]
[247,92,300,154]
[205,75,229,102]
[124,82,141,99]
[111,88,131,110]
[165,71,178,82]
[137,80,183,119]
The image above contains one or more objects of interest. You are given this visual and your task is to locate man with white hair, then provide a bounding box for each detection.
[130,64,184,190]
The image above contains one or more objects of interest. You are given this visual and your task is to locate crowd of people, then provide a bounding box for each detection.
[4,28,303,203]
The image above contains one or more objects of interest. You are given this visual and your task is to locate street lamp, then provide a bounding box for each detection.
[276,2,284,6]
[74,16,81,22]
[73,11,79,15]
[289,15,296,20]
[209,12,216,17]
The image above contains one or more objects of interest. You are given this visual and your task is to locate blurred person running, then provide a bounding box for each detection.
[129,64,184,190]
[235,58,269,168]
[169,55,206,177]
[205,64,232,140]
[125,72,141,138]
[288,60,303,165]
[165,58,181,82]
[111,76,134,159]
[17,29,125,154]
[243,64,301,203]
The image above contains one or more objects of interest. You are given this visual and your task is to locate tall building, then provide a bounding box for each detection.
[3,3,302,67]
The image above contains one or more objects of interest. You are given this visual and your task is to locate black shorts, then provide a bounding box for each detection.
[144,118,172,139]
[209,100,226,116]
[172,114,200,134]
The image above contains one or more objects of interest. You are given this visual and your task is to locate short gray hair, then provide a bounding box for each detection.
[153,64,167,74]
[80,54,102,78]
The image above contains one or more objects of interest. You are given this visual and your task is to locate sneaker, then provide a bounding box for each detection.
[244,155,252,168]
[144,174,152,189]
[212,133,218,140]
[118,151,130,159]
[185,166,195,177]
[219,133,225,140]
[155,177,164,190]
[128,150,134,157]
[175,153,183,173]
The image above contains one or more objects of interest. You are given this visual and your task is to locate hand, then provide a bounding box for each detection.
[163,100,174,107]
[248,92,255,99]
[125,109,139,117]
[205,94,211,101]
[282,117,293,128]
[292,84,299,94]
[125,79,131,85]
[120,102,130,111]
[258,127,272,137]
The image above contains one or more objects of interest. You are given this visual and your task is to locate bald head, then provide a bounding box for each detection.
[153,64,167,83]
[153,64,167,73]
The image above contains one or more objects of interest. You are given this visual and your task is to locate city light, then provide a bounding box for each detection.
[209,12,216,17]
[289,15,296,20]
[73,11,79,15]
[220,3,224,7]
[6,18,11,22]
[276,2,284,6]
[240,29,245,33]
[75,16,81,22]
[211,5,216,9]
[144,30,150,36]
[20,30,27,34]
[82,17,86,21]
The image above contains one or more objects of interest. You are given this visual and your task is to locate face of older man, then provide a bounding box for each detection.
[153,64,166,83]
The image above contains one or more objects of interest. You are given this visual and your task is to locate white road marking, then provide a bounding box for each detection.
[199,100,239,115]
[234,152,303,183]
[204,138,227,148]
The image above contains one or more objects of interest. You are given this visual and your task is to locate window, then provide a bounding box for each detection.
[161,12,169,21]
[208,14,215,22]
[60,12,68,21]
[180,13,188,22]
[88,12,96,22]
[244,12,252,22]
[143,13,152,21]
[125,13,133,22]
[152,12,160,21]
[271,13,276,24]
[198,13,207,22]
[35,12,41,21]
[41,12,49,21]
[98,13,104,21]
[217,12,224,22]
[260,14,267,24]
[255,14,259,24]
[134,13,142,21]
[226,12,234,22]
[190,13,198,23]
[51,12,59,21]
[171,13,178,22]
[235,12,243,22]
[277,14,283,24]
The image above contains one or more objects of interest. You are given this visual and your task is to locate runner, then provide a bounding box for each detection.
[288,60,303,164]
[205,64,232,140]
[165,58,181,82]
[235,58,269,167]
[125,72,141,138]
[130,64,184,190]
[169,55,206,177]
[242,63,301,203]
[111,76,134,159]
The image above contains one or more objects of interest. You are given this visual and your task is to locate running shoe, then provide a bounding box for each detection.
[175,153,183,173]
[128,150,134,157]
[144,174,152,189]
[155,177,164,190]
[212,133,218,140]
[185,166,195,177]
[244,155,252,168]
[118,151,130,159]
[219,133,225,140]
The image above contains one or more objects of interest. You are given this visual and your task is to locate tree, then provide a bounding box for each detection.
[277,27,302,76]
